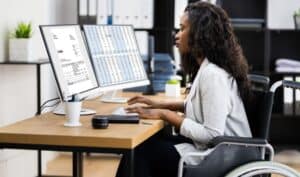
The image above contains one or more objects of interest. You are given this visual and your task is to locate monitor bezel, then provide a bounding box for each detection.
[40,24,100,102]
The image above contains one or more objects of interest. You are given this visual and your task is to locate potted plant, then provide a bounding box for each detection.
[9,22,33,62]
[294,8,300,29]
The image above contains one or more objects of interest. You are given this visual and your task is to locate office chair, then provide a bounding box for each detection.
[178,75,300,177]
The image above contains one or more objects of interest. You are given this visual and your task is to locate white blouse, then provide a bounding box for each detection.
[175,58,252,165]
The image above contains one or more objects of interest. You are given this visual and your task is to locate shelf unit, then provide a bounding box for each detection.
[0,59,50,114]
[221,0,300,145]
[0,59,50,177]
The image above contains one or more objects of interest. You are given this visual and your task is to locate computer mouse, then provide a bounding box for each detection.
[92,116,109,129]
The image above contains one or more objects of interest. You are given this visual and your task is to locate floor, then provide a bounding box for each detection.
[273,149,300,176]
[45,153,121,177]
[45,149,300,177]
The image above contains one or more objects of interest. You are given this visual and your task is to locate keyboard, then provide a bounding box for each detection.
[112,107,138,116]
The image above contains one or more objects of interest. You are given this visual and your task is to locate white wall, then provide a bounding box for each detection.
[0,0,76,177]
[268,0,300,29]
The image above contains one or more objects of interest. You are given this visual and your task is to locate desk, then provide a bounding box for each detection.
[0,92,180,177]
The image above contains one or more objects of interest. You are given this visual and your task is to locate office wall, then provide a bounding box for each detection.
[0,0,76,177]
[268,0,300,29]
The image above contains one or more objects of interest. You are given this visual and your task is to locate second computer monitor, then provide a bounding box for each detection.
[83,25,149,93]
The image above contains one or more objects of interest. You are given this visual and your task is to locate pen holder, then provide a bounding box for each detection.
[64,101,82,127]
[165,79,180,97]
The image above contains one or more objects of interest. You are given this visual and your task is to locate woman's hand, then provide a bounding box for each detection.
[126,105,184,129]
[125,106,163,120]
[127,96,160,108]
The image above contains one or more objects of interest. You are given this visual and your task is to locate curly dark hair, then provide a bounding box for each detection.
[182,1,251,101]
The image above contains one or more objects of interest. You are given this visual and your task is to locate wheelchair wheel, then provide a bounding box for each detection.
[225,161,300,177]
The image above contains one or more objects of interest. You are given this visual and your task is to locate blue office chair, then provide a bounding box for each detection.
[178,75,300,177]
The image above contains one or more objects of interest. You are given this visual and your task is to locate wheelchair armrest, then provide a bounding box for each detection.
[248,74,270,86]
[207,136,267,148]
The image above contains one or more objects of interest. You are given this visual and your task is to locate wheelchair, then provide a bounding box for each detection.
[178,75,300,177]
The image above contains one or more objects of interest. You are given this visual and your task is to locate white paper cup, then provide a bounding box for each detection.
[64,101,82,127]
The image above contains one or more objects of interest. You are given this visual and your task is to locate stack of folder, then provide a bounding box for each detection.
[275,58,300,73]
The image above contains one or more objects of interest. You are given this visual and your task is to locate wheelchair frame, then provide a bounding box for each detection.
[178,79,300,177]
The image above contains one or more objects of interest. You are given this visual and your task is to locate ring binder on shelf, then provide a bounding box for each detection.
[89,0,97,16]
[79,0,88,16]
[283,76,293,115]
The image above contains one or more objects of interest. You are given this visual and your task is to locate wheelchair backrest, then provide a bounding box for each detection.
[244,85,274,140]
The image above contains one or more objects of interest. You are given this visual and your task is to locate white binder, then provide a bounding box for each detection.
[174,0,188,29]
[135,31,149,59]
[295,76,300,115]
[97,0,109,24]
[283,76,294,115]
[79,0,88,16]
[89,0,97,16]
[139,0,154,28]
[113,0,153,29]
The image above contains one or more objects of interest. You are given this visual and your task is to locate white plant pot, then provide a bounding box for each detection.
[165,83,181,97]
[9,38,33,62]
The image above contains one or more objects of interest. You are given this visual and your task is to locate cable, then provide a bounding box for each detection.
[35,97,60,115]
[40,97,60,109]
[40,100,60,113]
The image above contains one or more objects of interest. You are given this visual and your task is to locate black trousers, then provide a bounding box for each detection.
[117,129,192,177]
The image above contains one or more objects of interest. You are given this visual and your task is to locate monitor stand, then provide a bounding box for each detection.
[100,90,128,103]
[53,102,96,115]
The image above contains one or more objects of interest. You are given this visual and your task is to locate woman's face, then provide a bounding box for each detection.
[175,13,190,54]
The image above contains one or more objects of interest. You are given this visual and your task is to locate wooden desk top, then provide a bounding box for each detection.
[0,92,183,149]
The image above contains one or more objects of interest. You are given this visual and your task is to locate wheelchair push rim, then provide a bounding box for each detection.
[224,161,300,177]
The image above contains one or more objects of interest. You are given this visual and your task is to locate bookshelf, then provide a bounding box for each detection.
[221,0,300,145]
[0,59,49,114]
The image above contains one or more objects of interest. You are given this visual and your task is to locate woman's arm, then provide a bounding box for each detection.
[125,107,184,129]
[157,102,184,112]
[160,109,184,128]
[127,96,184,112]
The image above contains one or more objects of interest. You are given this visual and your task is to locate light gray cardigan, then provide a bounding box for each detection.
[175,58,252,165]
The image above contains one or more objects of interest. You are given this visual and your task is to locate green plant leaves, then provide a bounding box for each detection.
[13,22,32,38]
[294,8,300,16]
[166,79,180,85]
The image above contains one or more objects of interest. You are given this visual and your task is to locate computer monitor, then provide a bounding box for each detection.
[40,25,99,114]
[83,25,149,103]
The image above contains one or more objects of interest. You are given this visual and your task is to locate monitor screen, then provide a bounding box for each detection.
[40,25,99,102]
[83,25,149,92]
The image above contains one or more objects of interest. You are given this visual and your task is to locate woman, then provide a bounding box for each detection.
[118,1,252,177]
